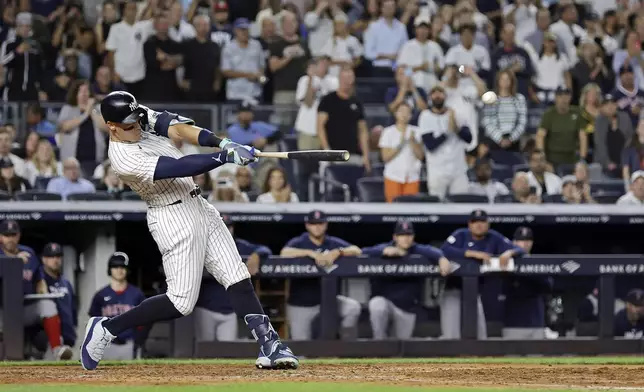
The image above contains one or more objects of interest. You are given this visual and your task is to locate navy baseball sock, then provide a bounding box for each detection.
[228,279,281,348]
[102,294,182,336]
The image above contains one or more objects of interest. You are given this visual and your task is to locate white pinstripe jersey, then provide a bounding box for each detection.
[108,114,196,207]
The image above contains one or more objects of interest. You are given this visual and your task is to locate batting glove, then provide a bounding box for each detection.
[226,144,259,166]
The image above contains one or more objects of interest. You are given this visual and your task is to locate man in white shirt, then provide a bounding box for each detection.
[467,158,510,203]
[295,57,338,197]
[105,0,152,97]
[379,103,425,202]
[364,0,408,77]
[396,14,445,93]
[417,86,472,199]
[617,170,644,205]
[444,23,490,88]
[0,128,25,178]
[526,149,563,198]
[549,3,587,66]
[503,0,538,44]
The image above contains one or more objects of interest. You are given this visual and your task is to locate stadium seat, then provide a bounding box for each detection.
[512,163,529,173]
[593,192,623,204]
[357,177,385,202]
[246,190,259,202]
[543,194,564,203]
[121,191,142,201]
[488,150,525,166]
[494,194,516,203]
[34,176,52,190]
[556,163,576,177]
[393,194,441,203]
[14,191,62,201]
[590,180,625,195]
[491,165,514,182]
[370,163,384,177]
[0,191,11,201]
[67,191,115,201]
[447,194,489,203]
[324,165,365,201]
[90,178,103,189]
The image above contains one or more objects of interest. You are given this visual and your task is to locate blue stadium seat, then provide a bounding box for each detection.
[324,165,365,201]
[34,176,52,190]
[512,164,529,173]
[0,191,11,201]
[543,194,564,203]
[121,191,142,201]
[495,194,516,203]
[590,180,625,195]
[488,150,525,166]
[491,165,514,182]
[593,192,623,204]
[67,191,115,201]
[447,194,489,203]
[370,163,384,177]
[556,163,576,177]
[357,177,385,202]
[393,194,441,203]
[90,178,103,189]
[15,191,62,201]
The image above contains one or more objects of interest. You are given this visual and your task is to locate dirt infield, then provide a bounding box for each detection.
[1,363,644,389]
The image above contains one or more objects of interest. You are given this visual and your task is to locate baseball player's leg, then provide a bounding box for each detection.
[286,304,319,340]
[440,289,462,339]
[194,307,217,342]
[368,296,392,339]
[476,295,487,339]
[337,295,361,340]
[29,300,72,359]
[391,304,416,339]
[214,312,239,341]
[102,342,135,360]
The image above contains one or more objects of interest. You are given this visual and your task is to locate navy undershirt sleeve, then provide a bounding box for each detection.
[153,151,228,181]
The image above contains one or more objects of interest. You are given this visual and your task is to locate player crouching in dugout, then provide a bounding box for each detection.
[362,221,451,339]
[280,210,362,340]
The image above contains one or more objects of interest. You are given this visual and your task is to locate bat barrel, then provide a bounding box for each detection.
[286,150,350,162]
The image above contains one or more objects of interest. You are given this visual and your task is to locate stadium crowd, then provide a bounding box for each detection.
[1,0,644,204]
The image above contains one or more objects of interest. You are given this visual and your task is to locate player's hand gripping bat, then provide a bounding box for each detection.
[254,150,350,162]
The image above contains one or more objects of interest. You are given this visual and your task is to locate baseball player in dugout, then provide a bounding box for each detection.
[361,221,451,340]
[440,209,525,339]
[194,215,272,342]
[80,91,298,371]
[0,221,73,360]
[280,210,362,340]
[88,252,147,359]
[501,226,552,340]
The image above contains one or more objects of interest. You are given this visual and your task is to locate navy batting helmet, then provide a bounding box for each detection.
[100,91,147,124]
[107,251,129,276]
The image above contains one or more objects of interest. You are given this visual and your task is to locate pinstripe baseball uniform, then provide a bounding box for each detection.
[108,117,250,315]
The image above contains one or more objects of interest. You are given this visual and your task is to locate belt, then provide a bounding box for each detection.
[169,186,202,206]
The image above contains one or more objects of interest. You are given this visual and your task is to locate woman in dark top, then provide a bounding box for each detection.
[0,159,30,196]
[594,96,634,178]
[47,51,82,102]
[572,40,613,104]
[622,118,644,186]
[96,0,120,59]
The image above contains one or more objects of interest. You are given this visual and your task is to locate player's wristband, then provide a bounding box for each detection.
[197,128,228,149]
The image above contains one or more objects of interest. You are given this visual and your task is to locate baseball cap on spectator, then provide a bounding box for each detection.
[334,12,349,23]
[561,175,577,186]
[238,101,254,112]
[414,15,430,27]
[234,18,250,29]
[16,12,32,26]
[513,226,534,241]
[214,0,228,11]
[620,64,634,75]
[306,210,327,224]
[0,159,14,169]
[544,31,557,41]
[555,86,571,95]
[469,209,488,222]
[0,220,20,235]
[394,220,415,235]
[603,94,617,103]
[631,170,644,183]
[625,289,644,307]
[222,214,233,227]
[43,242,64,257]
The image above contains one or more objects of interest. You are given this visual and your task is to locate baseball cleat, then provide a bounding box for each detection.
[255,341,299,370]
[80,317,115,370]
[54,345,73,360]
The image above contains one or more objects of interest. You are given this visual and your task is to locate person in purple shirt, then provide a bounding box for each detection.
[440,209,525,339]
[280,210,363,340]
[46,157,96,199]
[362,220,450,340]
[89,252,146,359]
[226,101,281,149]
[614,289,644,339]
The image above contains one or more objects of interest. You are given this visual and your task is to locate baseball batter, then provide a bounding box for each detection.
[80,91,298,370]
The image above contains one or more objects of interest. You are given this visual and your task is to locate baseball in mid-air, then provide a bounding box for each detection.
[482,91,498,105]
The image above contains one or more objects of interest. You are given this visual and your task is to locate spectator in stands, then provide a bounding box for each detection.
[430,13,450,54]
[379,103,424,203]
[353,0,379,38]
[51,2,85,53]
[573,40,613,102]
[526,149,563,198]
[617,170,644,205]
[168,1,197,41]
[280,209,362,340]
[418,85,471,199]
[612,30,644,92]
[612,64,644,128]
[91,66,126,102]
[234,166,256,199]
[57,80,107,174]
[105,0,150,97]
[0,158,30,196]
[448,4,490,51]
[0,12,46,102]
[72,27,100,80]
[622,119,644,184]
[221,18,265,103]
[444,23,490,85]
[560,175,595,204]
[47,49,82,102]
[549,3,585,66]
[363,0,408,78]
[594,94,633,178]
[579,83,602,161]
[396,14,444,93]
[481,69,527,153]
[305,0,343,57]
[441,64,484,152]
[193,173,213,193]
[362,221,450,340]
[25,139,62,186]
[0,127,26,178]
[508,172,540,204]
[142,11,182,102]
[95,0,120,57]
[207,1,233,47]
[14,131,40,161]
[385,66,428,124]
[269,11,310,124]
[46,157,96,200]
[257,166,299,203]
[531,33,571,106]
[614,289,644,339]
[536,87,586,168]
[524,8,561,54]
[208,176,249,202]
[467,158,510,203]
[317,66,371,171]
[490,23,533,98]
[321,12,363,77]
[502,0,538,44]
[25,103,56,145]
[97,162,126,196]
[181,15,222,102]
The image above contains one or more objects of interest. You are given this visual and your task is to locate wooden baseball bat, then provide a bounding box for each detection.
[255,150,350,162]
